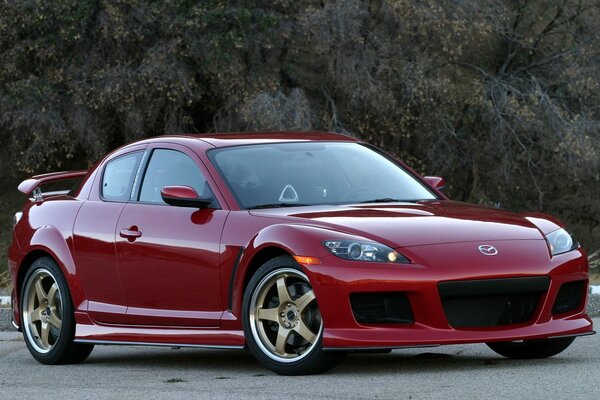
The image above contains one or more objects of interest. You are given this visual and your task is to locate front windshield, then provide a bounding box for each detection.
[209,142,437,209]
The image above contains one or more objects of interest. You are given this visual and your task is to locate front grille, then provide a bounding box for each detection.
[552,280,586,315]
[438,277,550,328]
[350,292,414,324]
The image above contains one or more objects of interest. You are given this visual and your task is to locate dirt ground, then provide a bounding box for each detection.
[590,270,600,285]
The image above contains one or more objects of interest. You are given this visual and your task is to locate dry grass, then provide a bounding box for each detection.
[0,270,10,288]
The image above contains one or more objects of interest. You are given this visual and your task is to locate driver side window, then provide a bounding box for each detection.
[139,149,212,204]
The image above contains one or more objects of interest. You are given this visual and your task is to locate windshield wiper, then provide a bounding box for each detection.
[358,198,424,204]
[248,203,310,210]
[359,198,405,204]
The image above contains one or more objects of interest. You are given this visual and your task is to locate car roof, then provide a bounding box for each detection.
[126,131,359,149]
[196,131,359,147]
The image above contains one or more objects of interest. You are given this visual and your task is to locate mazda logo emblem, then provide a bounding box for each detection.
[478,245,498,256]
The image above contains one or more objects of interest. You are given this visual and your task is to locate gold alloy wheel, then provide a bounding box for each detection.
[249,268,322,363]
[22,268,63,354]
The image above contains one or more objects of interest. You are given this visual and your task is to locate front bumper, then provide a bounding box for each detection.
[320,316,593,350]
[303,240,593,349]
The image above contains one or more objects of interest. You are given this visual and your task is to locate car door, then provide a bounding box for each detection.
[73,146,146,324]
[115,144,228,327]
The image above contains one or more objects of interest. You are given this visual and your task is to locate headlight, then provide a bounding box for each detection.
[545,228,578,256]
[323,240,409,263]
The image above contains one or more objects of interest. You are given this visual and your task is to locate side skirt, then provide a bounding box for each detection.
[74,312,246,349]
[74,339,244,350]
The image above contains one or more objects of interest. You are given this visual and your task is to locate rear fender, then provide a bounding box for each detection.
[17,226,86,312]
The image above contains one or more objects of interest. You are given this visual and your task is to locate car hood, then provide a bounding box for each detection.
[249,200,546,248]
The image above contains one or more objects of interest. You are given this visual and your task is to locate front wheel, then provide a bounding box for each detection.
[486,337,575,359]
[242,255,340,375]
[21,257,94,364]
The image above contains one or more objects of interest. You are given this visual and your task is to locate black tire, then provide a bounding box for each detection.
[20,257,94,364]
[242,255,341,375]
[486,337,575,359]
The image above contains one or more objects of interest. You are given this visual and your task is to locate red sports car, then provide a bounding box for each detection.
[7,132,594,375]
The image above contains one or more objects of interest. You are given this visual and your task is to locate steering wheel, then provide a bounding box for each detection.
[340,187,388,202]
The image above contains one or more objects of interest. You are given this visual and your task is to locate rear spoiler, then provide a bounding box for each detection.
[18,170,88,200]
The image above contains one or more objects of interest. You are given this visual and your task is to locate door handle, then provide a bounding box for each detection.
[120,226,142,242]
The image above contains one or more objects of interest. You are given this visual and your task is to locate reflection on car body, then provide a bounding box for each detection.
[7,132,593,375]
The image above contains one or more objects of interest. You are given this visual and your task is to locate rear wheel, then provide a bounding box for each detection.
[243,255,340,375]
[486,337,575,359]
[21,257,94,364]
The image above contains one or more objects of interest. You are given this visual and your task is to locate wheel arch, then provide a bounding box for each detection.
[229,223,335,318]
[228,245,291,318]
[16,249,55,299]
[242,246,291,295]
[16,226,85,312]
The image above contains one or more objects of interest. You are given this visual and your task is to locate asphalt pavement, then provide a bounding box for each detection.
[0,321,598,400]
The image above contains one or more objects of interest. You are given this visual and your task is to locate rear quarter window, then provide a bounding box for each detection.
[101,151,143,201]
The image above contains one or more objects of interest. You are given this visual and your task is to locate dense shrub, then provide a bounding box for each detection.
[0,0,598,258]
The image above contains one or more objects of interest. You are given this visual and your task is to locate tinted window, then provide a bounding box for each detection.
[139,149,211,204]
[102,152,143,201]
[209,142,437,209]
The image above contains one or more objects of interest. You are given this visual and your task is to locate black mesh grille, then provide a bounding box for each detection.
[350,292,414,324]
[552,280,586,315]
[438,277,549,328]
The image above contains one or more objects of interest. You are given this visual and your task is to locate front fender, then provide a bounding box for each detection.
[228,223,372,320]
[522,212,565,235]
[247,223,345,259]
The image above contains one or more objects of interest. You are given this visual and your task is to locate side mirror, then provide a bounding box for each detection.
[161,186,212,208]
[424,176,446,191]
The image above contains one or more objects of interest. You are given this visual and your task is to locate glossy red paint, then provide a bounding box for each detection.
[115,203,226,326]
[17,170,88,195]
[73,200,129,324]
[302,239,590,348]
[7,132,593,351]
[248,201,546,248]
[160,185,200,201]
